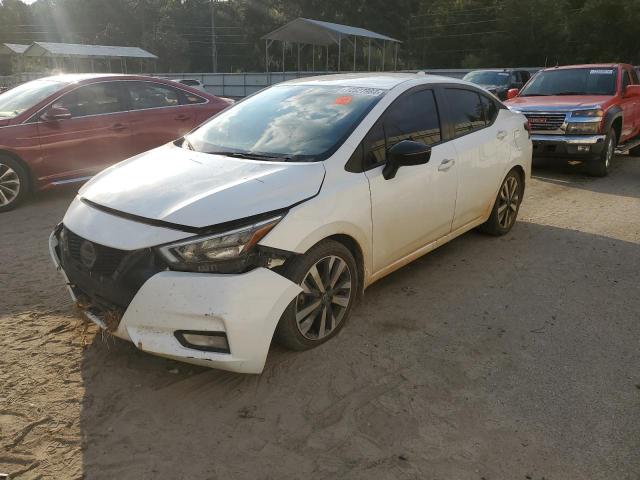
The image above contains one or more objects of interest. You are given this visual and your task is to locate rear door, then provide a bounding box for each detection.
[442,87,509,230]
[363,87,458,273]
[36,81,133,182]
[123,80,198,154]
[619,66,640,140]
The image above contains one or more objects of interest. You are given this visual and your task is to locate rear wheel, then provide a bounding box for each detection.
[587,130,615,177]
[0,155,29,213]
[478,169,523,236]
[275,240,358,351]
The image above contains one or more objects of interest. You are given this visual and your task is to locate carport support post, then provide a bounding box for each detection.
[326,45,328,72]
[338,37,341,72]
[312,44,315,71]
[282,41,285,73]
[368,39,371,71]
[353,36,356,72]
[265,39,269,73]
[382,40,386,71]
[297,43,300,72]
[394,43,398,71]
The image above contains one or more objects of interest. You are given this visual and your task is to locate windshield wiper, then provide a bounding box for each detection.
[206,151,292,162]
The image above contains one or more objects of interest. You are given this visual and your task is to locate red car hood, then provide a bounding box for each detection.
[505,95,616,110]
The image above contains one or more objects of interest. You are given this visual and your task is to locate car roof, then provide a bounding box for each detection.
[35,73,196,84]
[541,64,620,71]
[281,72,467,90]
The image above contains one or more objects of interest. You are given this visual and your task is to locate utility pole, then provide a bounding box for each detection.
[211,0,218,73]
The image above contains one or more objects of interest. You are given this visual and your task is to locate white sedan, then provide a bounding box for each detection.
[50,73,532,373]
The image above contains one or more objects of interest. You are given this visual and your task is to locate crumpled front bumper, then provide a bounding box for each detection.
[49,231,302,374]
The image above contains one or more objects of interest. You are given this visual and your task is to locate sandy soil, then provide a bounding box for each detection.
[1,156,639,479]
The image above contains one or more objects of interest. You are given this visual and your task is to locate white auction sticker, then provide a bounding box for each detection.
[590,69,614,74]
[337,87,386,96]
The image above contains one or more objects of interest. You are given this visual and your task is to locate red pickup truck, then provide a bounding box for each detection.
[505,64,640,176]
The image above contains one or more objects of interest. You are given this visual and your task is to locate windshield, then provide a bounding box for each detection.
[463,71,510,86]
[186,84,385,162]
[519,68,618,96]
[0,79,65,119]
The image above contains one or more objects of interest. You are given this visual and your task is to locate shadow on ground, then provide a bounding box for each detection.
[78,221,640,480]
[532,154,640,199]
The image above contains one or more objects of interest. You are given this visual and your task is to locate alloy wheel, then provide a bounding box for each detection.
[0,162,20,207]
[295,255,353,340]
[497,175,520,229]
[605,137,614,169]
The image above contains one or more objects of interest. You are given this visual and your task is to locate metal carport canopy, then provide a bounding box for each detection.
[262,18,400,46]
[262,18,401,73]
[22,42,157,59]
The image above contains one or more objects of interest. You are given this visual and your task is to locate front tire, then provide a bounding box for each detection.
[275,240,358,351]
[478,169,523,236]
[0,155,29,213]
[587,130,615,177]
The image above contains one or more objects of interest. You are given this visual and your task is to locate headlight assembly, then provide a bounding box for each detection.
[565,122,600,134]
[571,109,603,118]
[157,215,284,272]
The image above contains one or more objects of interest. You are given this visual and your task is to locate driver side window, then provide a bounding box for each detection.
[363,89,441,169]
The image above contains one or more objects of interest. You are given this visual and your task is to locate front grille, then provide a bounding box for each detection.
[59,227,166,309]
[524,112,567,132]
[65,228,128,277]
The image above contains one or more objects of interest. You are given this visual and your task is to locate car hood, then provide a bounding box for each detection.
[505,95,614,111]
[79,144,326,229]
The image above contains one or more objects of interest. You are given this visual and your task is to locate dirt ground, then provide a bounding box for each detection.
[1,155,639,480]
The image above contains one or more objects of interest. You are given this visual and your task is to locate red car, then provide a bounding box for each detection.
[0,74,232,211]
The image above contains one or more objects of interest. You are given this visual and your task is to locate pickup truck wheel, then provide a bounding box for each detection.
[274,240,358,351]
[587,131,615,177]
[478,169,523,236]
[0,155,29,213]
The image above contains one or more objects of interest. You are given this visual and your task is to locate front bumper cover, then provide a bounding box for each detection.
[531,134,606,158]
[50,229,302,374]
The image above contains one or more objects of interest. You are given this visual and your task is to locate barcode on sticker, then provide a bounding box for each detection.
[337,87,386,96]
[590,69,614,74]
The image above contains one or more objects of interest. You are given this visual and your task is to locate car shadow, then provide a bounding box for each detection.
[531,153,640,199]
[77,221,640,479]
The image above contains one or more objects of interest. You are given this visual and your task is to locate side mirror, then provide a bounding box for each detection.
[41,105,72,122]
[624,85,640,98]
[507,88,520,100]
[383,140,431,180]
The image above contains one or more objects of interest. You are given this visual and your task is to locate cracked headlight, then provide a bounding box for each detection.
[157,215,283,272]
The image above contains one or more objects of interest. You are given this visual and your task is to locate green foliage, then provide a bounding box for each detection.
[0,0,638,72]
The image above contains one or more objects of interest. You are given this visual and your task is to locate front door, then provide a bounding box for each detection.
[36,81,134,183]
[364,88,458,274]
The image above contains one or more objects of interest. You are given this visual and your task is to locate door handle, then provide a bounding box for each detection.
[438,158,455,172]
[175,114,191,121]
[496,130,508,140]
[110,123,127,131]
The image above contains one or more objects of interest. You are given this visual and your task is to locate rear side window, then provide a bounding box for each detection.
[127,82,180,110]
[363,89,441,168]
[444,88,485,137]
[481,95,499,124]
[183,92,207,105]
[55,82,126,117]
[179,79,200,87]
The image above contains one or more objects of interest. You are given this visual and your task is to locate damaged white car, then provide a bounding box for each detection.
[50,73,532,373]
